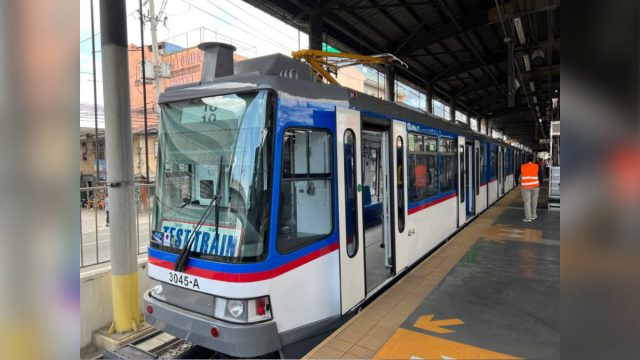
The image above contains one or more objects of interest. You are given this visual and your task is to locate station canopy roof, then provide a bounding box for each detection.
[243,0,559,149]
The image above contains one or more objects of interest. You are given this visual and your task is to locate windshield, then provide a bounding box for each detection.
[152,91,272,262]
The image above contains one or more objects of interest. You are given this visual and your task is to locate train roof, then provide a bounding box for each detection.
[159,53,521,150]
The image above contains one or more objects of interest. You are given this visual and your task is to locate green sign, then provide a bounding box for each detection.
[322,43,340,53]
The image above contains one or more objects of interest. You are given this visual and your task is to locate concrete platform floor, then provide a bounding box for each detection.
[305,186,559,359]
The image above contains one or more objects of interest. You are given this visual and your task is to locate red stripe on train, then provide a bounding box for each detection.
[149,241,339,283]
[407,193,457,215]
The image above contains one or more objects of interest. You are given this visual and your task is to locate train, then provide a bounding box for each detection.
[143,42,527,357]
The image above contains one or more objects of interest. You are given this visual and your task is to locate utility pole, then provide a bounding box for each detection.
[139,0,150,182]
[148,0,162,107]
[99,0,141,334]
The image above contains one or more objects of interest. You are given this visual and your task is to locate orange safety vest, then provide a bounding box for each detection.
[415,164,427,187]
[521,162,540,188]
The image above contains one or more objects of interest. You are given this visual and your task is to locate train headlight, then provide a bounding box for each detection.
[151,283,165,301]
[213,296,272,323]
[227,300,245,319]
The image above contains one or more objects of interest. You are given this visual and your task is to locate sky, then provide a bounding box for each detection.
[77,1,500,143]
[80,0,309,127]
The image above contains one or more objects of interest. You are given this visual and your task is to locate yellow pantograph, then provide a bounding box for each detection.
[291,49,408,86]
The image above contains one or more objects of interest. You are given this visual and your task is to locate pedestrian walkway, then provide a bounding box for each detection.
[305,186,559,359]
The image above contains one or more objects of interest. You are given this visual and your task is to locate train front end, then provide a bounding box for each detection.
[144,88,281,357]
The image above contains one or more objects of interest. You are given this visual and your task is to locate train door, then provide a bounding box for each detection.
[361,127,392,294]
[465,142,475,218]
[457,136,466,226]
[474,140,482,212]
[497,146,504,197]
[502,148,507,194]
[336,107,365,314]
[392,121,408,271]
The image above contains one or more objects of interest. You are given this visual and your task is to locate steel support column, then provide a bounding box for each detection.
[385,63,395,102]
[99,0,141,334]
[450,98,456,121]
[309,11,323,50]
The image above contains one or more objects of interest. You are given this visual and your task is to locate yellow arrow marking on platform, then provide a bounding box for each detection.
[374,328,521,360]
[414,315,464,334]
[483,224,543,244]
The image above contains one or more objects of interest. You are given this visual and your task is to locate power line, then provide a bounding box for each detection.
[80,9,139,44]
[158,0,169,17]
[181,0,292,54]
[220,0,298,43]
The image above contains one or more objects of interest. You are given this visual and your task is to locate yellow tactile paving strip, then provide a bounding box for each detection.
[304,189,523,359]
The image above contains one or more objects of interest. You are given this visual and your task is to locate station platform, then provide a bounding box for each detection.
[304,186,559,359]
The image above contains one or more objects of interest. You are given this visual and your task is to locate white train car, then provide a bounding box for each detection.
[143,44,525,357]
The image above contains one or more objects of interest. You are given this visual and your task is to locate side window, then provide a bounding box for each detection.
[439,138,457,193]
[277,129,333,254]
[503,149,508,179]
[344,130,358,257]
[396,136,405,233]
[408,133,438,203]
[491,147,497,179]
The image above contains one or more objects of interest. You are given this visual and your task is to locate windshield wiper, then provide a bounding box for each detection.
[174,156,224,272]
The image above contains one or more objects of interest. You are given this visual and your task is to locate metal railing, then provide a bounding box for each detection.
[80,183,155,268]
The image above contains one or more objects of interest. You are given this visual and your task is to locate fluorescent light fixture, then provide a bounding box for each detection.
[538,118,542,123]
[533,96,538,103]
[514,17,526,45]
[530,82,535,92]
[522,54,531,71]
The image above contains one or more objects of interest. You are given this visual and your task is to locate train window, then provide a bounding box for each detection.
[408,133,438,203]
[425,136,438,152]
[408,133,421,152]
[344,130,358,257]
[396,136,405,233]
[503,149,509,178]
[277,129,333,254]
[439,138,457,193]
[491,146,497,179]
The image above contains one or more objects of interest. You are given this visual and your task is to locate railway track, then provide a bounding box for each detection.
[100,330,281,359]
[101,330,214,359]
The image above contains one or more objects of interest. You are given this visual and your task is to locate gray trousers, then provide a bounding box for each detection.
[521,187,539,219]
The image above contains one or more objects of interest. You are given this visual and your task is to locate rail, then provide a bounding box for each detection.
[80,183,155,268]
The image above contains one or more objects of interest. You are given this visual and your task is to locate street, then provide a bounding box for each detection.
[81,208,151,267]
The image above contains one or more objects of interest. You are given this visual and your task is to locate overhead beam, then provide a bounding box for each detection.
[456,77,559,98]
[398,11,487,56]
[329,2,432,11]
[432,52,506,82]
[435,0,506,95]
[398,0,559,56]
[487,0,560,24]
[521,64,560,81]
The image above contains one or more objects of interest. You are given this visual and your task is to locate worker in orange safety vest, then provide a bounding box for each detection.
[518,154,542,222]
[414,163,427,198]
